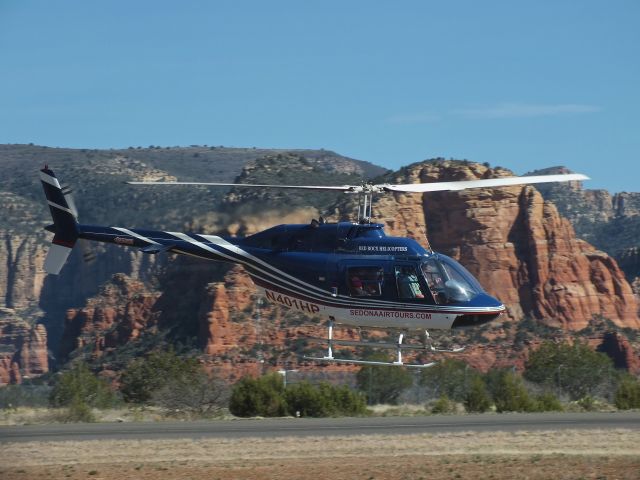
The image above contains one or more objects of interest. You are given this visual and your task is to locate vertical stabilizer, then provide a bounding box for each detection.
[40,166,79,274]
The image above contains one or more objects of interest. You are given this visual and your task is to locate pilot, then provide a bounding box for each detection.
[423,262,446,303]
[424,263,444,290]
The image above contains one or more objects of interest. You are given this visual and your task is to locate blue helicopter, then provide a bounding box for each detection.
[40,166,588,367]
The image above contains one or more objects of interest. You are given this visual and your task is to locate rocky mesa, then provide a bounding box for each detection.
[373,160,638,330]
[1,150,639,383]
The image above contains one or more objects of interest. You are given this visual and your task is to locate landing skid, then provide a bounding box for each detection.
[302,319,465,368]
[302,355,437,369]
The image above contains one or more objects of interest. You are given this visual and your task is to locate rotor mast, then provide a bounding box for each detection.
[350,183,381,224]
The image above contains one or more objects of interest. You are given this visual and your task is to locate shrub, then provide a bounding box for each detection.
[49,362,115,409]
[356,354,413,405]
[614,375,640,410]
[577,395,597,411]
[285,381,366,417]
[56,396,96,423]
[492,371,536,413]
[151,372,230,417]
[229,373,287,417]
[464,376,492,413]
[420,359,478,402]
[0,384,50,409]
[524,341,614,400]
[533,391,564,412]
[330,383,367,416]
[431,394,456,414]
[119,350,201,404]
[229,374,366,418]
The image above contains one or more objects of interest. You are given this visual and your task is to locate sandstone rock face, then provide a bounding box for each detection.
[0,312,48,385]
[597,332,640,374]
[0,230,48,311]
[199,266,255,355]
[529,166,640,225]
[375,161,639,329]
[61,274,162,361]
[619,248,640,281]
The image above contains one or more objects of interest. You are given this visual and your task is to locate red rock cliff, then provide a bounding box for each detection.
[375,161,639,330]
[0,312,48,385]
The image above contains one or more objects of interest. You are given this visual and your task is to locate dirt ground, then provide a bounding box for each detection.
[1,429,639,480]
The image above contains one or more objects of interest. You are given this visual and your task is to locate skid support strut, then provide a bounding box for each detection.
[303,322,441,368]
[323,317,335,360]
[394,333,404,365]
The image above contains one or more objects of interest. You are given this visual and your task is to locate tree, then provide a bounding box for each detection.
[356,353,413,405]
[464,376,492,413]
[49,362,115,409]
[524,341,614,400]
[119,350,201,404]
[614,374,640,410]
[229,373,287,417]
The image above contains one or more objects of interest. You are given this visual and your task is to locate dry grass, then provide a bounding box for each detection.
[1,429,639,479]
[0,406,229,425]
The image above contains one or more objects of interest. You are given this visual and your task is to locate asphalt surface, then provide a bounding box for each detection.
[1,412,639,443]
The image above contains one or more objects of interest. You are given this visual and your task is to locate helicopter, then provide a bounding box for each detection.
[40,165,588,367]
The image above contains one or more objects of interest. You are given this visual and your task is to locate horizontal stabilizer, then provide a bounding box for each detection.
[44,243,73,275]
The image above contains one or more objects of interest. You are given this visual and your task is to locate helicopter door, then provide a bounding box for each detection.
[394,264,435,304]
[337,261,391,298]
[346,266,384,297]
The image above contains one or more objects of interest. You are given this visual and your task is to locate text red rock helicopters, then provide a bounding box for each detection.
[40,166,588,367]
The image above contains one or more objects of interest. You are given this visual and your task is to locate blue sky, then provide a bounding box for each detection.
[1,1,638,192]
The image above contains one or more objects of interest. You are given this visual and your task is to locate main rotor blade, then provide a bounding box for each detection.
[382,173,589,193]
[128,173,589,194]
[127,181,352,191]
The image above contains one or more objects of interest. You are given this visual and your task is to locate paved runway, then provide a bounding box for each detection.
[1,412,639,443]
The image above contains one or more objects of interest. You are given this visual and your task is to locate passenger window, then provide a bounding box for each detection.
[395,266,426,299]
[347,267,384,297]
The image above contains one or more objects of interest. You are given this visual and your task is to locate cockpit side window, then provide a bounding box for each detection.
[421,259,447,304]
[421,256,481,304]
[347,267,384,297]
[395,265,427,300]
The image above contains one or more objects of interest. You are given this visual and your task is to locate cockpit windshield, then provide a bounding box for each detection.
[421,254,482,304]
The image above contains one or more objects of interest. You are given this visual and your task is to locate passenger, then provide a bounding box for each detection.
[350,275,366,296]
[397,267,424,299]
